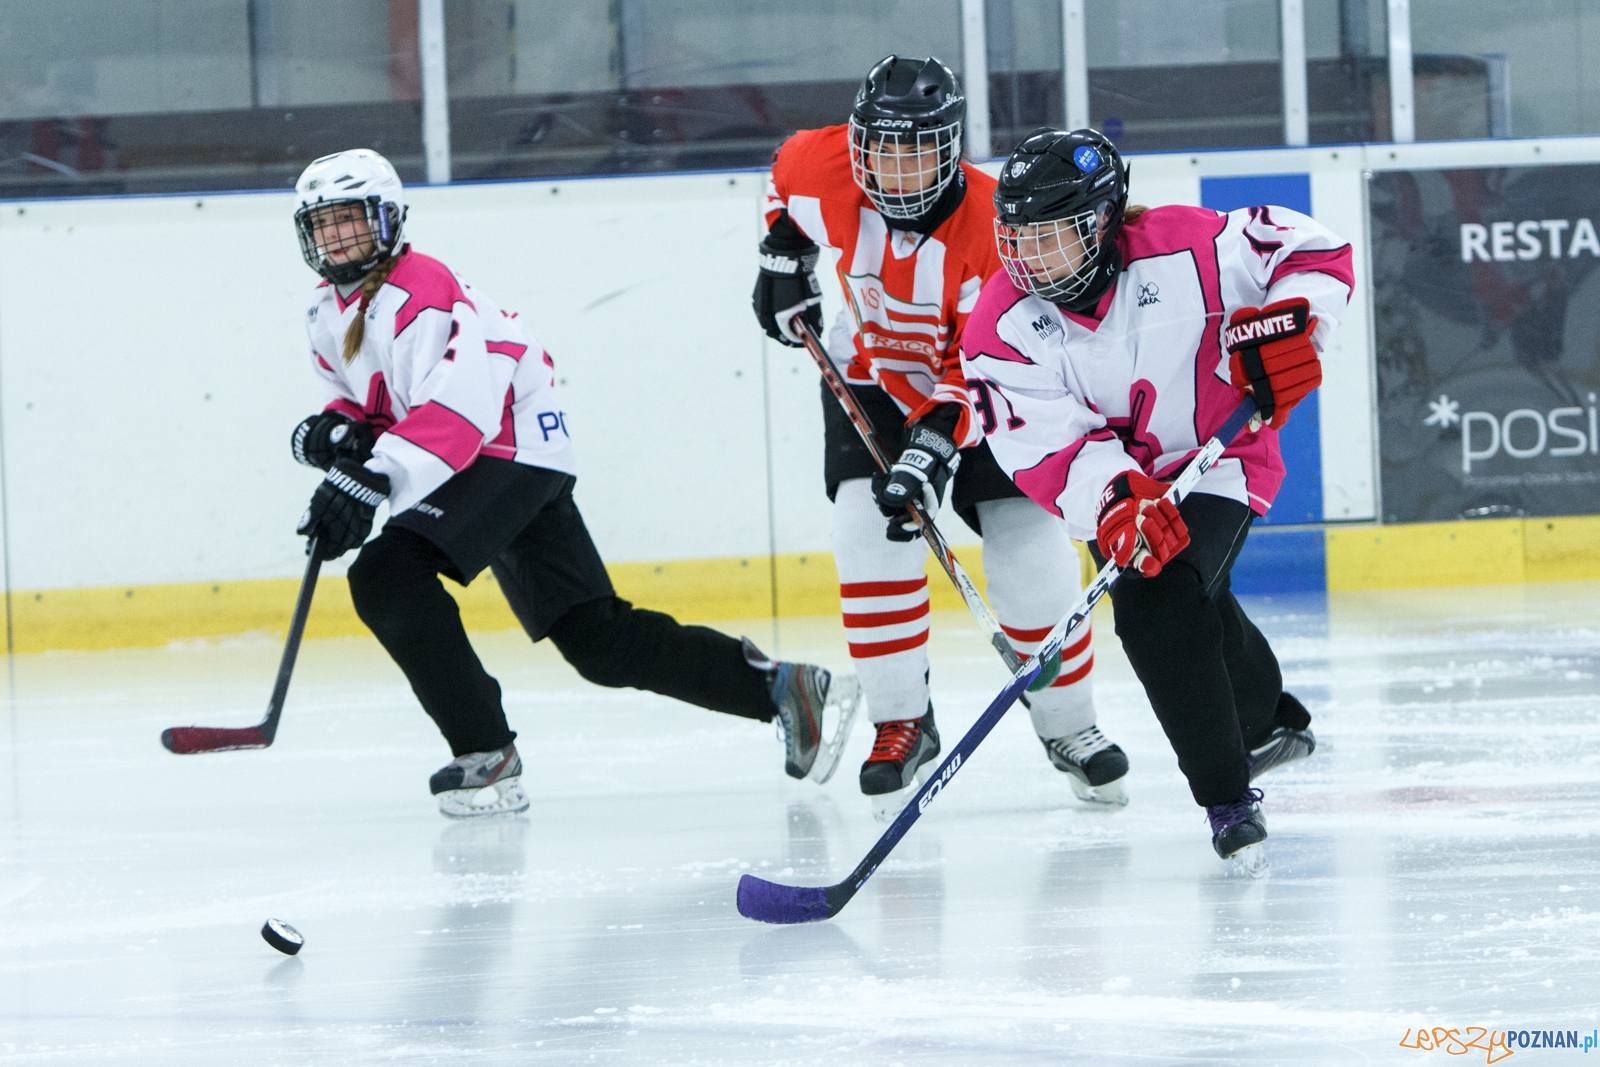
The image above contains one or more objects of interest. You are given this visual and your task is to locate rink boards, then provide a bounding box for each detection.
[3,135,1600,651]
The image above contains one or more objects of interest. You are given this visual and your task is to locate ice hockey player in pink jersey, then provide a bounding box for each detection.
[290,149,859,818]
[754,57,1129,820]
[962,129,1353,866]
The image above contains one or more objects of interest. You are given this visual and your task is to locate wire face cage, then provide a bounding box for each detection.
[294,197,399,284]
[994,205,1108,305]
[848,117,963,221]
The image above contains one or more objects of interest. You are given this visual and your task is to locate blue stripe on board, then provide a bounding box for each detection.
[1229,528,1326,596]
[1199,172,1322,528]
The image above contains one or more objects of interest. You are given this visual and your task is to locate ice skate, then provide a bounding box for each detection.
[860,707,941,823]
[1207,787,1268,877]
[1039,725,1130,806]
[430,743,530,819]
[1249,726,1316,781]
[1249,692,1316,781]
[746,639,863,784]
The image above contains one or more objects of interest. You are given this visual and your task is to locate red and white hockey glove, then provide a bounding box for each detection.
[1095,471,1190,578]
[1225,297,1321,430]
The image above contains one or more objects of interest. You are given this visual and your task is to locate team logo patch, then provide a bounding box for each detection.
[1009,160,1030,178]
[1073,145,1101,173]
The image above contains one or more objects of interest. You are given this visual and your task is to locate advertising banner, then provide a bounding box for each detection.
[1370,164,1600,522]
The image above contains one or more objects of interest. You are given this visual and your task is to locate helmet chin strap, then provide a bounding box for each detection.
[1058,240,1123,315]
[885,166,967,236]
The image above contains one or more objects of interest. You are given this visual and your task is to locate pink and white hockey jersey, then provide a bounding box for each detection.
[304,247,576,513]
[959,204,1353,542]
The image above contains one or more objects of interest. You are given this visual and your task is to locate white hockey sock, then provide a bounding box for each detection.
[976,497,1097,739]
[833,478,931,724]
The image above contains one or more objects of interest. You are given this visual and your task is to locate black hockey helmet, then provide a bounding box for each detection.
[993,128,1129,310]
[849,55,966,222]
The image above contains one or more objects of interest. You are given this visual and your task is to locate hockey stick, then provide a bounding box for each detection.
[737,394,1260,923]
[161,538,323,754]
[793,318,1029,678]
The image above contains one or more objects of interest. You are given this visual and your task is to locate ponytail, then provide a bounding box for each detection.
[341,254,401,364]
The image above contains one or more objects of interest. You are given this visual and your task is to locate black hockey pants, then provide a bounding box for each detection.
[348,467,775,757]
[1089,493,1284,808]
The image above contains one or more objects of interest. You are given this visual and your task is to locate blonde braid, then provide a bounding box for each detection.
[341,255,400,364]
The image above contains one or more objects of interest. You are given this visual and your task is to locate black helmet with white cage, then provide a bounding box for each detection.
[848,55,966,223]
[993,128,1129,312]
[293,149,408,285]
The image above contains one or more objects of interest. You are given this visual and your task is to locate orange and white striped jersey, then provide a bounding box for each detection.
[765,124,1002,447]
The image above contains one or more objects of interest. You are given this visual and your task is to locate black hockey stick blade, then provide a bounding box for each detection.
[162,540,323,754]
[736,395,1261,924]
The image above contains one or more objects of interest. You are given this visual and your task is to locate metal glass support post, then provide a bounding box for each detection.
[1387,0,1415,142]
[1281,0,1309,145]
[961,0,991,161]
[419,0,451,183]
[1062,0,1089,130]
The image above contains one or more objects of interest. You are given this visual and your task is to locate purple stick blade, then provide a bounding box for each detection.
[737,874,839,924]
[161,726,270,755]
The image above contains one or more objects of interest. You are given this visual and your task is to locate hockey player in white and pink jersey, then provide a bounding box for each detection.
[289,149,860,818]
[962,129,1353,865]
[753,56,1127,819]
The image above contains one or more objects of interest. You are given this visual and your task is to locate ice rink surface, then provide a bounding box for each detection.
[2,582,1599,1065]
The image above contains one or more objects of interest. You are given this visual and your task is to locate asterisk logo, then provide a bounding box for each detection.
[1424,394,1460,428]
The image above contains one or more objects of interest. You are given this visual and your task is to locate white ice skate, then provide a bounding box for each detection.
[809,673,863,785]
[1040,725,1130,807]
[430,744,530,819]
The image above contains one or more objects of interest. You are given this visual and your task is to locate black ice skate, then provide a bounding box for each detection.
[1249,692,1316,782]
[746,639,862,784]
[860,707,940,823]
[1039,725,1130,807]
[1207,787,1267,876]
[430,743,529,819]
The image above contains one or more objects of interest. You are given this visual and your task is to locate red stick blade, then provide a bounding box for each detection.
[161,726,270,754]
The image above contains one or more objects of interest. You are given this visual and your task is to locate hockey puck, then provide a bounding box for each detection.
[261,918,304,956]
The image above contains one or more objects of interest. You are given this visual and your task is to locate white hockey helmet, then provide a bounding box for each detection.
[293,149,407,284]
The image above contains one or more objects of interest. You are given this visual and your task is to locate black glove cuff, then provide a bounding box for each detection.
[1223,301,1311,354]
[326,459,390,505]
[1097,472,1135,522]
[903,424,958,465]
[910,402,963,444]
[761,211,815,254]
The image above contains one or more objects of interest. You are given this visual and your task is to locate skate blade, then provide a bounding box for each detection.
[438,779,530,820]
[807,675,863,785]
[1227,841,1270,878]
[1069,775,1130,808]
[869,760,934,824]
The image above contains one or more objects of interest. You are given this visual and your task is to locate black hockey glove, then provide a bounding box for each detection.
[291,412,376,470]
[872,406,962,543]
[297,458,389,561]
[752,211,822,347]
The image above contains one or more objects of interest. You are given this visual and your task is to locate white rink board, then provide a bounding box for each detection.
[4,136,1600,592]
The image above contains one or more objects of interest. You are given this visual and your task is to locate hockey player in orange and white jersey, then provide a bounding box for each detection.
[752,56,1129,818]
[290,149,860,818]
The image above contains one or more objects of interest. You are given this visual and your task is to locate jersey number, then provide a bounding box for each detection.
[966,378,1025,436]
